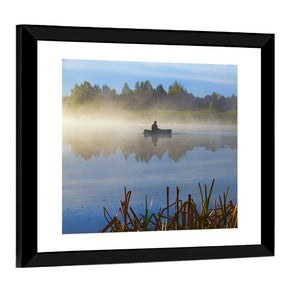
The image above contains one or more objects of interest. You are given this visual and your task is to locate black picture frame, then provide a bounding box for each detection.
[16,25,274,268]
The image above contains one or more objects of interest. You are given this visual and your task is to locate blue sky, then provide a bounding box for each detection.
[62,59,237,97]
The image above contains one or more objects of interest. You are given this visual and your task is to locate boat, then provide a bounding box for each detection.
[143,129,172,137]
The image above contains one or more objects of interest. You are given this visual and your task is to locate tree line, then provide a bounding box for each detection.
[63,80,237,112]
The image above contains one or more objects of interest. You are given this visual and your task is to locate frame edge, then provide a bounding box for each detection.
[260,34,275,256]
[16,25,38,267]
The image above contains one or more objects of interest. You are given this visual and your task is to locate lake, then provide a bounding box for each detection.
[62,122,237,234]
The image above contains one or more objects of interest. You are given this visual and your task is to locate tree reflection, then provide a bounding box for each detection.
[63,125,237,163]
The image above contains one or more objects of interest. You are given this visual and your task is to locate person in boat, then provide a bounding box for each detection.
[151,121,159,131]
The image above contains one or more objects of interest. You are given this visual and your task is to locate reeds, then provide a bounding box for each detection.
[98,179,237,233]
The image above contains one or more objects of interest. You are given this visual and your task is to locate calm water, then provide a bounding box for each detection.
[62,123,237,234]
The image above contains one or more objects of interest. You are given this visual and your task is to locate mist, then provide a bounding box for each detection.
[62,98,237,132]
[62,78,237,128]
[62,68,238,234]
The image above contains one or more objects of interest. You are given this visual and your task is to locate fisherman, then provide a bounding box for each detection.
[151,121,159,131]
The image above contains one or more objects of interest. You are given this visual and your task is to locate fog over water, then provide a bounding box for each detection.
[62,120,237,234]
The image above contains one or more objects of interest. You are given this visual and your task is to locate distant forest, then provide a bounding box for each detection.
[63,80,237,112]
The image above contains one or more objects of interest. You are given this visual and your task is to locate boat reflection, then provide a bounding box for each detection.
[144,132,172,146]
[63,124,237,163]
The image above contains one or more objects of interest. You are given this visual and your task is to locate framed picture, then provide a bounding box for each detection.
[16,25,274,267]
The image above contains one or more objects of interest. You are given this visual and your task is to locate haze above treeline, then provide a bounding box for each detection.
[63,80,237,123]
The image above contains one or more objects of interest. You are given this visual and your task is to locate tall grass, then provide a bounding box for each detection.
[98,179,237,233]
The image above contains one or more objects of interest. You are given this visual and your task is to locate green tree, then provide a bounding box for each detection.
[231,94,237,100]
[168,81,186,96]
[93,84,101,96]
[156,84,166,96]
[102,84,111,96]
[134,81,140,93]
[211,92,222,100]
[144,80,153,91]
[121,82,132,96]
[140,81,146,93]
[110,89,117,97]
[70,81,96,103]
[138,80,154,96]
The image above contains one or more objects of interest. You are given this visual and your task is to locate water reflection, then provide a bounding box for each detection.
[62,123,237,234]
[148,134,172,146]
[63,124,237,163]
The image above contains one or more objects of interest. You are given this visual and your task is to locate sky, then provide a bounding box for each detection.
[62,59,237,98]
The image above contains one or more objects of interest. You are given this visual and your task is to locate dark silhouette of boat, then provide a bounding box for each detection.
[143,129,172,137]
